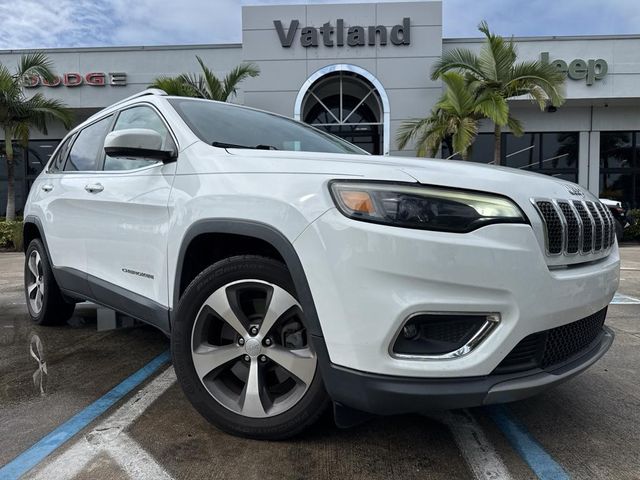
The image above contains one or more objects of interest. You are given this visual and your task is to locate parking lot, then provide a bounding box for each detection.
[1,248,639,480]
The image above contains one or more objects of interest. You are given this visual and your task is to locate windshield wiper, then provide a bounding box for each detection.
[212,141,278,150]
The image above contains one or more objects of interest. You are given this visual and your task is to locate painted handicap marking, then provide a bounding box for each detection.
[487,405,569,480]
[0,350,171,480]
[611,292,640,304]
[27,367,177,480]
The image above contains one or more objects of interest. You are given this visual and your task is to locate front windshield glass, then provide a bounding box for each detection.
[168,98,366,155]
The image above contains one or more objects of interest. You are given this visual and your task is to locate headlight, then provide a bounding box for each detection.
[329,181,527,233]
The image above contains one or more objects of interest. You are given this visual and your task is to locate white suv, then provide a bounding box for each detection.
[23,89,619,439]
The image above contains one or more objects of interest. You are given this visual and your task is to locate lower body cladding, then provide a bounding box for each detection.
[294,208,619,413]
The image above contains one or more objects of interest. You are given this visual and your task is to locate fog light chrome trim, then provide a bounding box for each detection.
[389,312,501,360]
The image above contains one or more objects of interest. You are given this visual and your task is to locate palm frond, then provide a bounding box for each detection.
[16,52,56,84]
[507,115,524,136]
[22,93,74,132]
[431,48,484,80]
[149,76,199,97]
[195,56,224,100]
[505,60,565,107]
[474,90,509,125]
[222,63,259,101]
[395,116,432,151]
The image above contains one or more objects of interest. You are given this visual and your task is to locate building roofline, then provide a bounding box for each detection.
[0,43,242,55]
[444,33,640,43]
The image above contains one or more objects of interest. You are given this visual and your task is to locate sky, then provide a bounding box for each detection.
[0,0,638,50]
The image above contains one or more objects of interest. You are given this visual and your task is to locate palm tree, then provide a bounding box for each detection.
[0,53,73,221]
[397,72,482,159]
[150,56,259,102]
[431,21,565,165]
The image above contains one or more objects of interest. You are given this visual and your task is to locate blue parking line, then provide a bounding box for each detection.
[487,405,569,480]
[0,350,171,480]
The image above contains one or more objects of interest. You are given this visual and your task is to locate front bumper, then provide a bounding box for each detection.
[316,326,614,414]
[294,208,619,377]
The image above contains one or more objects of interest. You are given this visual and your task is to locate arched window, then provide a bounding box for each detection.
[295,65,390,155]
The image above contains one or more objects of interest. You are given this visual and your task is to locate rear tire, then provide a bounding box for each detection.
[24,239,75,326]
[171,255,329,439]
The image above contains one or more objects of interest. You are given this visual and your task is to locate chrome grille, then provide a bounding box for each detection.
[557,201,580,254]
[533,199,614,256]
[572,201,593,252]
[586,202,603,251]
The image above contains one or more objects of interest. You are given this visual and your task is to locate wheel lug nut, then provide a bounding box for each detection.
[244,355,250,362]
[264,338,272,346]
[238,338,245,346]
[250,326,258,336]
[260,355,267,363]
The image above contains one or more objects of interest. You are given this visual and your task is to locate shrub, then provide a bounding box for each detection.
[0,219,23,251]
[623,209,640,242]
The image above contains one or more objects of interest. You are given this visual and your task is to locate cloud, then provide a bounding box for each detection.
[0,0,638,50]
[443,0,640,37]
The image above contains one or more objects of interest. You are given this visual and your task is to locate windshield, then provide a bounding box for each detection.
[168,98,367,155]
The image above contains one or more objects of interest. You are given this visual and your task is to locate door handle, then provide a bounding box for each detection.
[41,184,53,192]
[84,183,104,193]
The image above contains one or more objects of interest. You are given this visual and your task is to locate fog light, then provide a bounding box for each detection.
[391,313,499,359]
[402,324,418,339]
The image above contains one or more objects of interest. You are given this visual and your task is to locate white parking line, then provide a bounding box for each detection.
[611,292,640,304]
[440,410,514,480]
[27,367,177,480]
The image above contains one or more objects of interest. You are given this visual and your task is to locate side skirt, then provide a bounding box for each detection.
[54,267,171,334]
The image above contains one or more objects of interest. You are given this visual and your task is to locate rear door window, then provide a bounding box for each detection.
[48,136,74,173]
[64,116,113,171]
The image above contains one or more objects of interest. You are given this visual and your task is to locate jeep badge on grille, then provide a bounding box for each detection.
[564,184,584,196]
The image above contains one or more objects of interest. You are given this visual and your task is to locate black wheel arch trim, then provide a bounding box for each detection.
[172,219,325,339]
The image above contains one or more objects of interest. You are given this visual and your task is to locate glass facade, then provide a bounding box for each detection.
[599,131,640,208]
[443,132,579,183]
[0,140,60,215]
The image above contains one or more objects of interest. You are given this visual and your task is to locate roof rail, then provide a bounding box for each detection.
[109,88,167,108]
[79,88,168,127]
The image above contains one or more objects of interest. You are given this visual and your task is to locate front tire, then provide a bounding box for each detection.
[24,239,75,326]
[171,255,329,439]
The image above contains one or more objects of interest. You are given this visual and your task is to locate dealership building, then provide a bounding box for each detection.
[2,0,640,212]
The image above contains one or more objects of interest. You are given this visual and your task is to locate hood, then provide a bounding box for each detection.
[226,148,591,205]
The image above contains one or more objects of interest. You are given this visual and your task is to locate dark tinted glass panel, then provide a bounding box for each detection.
[441,133,493,162]
[505,133,540,169]
[600,173,633,206]
[600,132,632,168]
[169,98,365,155]
[543,172,578,183]
[65,116,112,171]
[320,124,381,155]
[541,133,578,169]
[49,137,73,173]
[27,140,59,175]
[468,134,494,163]
[0,143,25,180]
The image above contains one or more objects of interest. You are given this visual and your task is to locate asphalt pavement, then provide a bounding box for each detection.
[0,248,639,480]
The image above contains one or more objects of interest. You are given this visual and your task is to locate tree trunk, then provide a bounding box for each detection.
[493,123,502,166]
[4,129,16,221]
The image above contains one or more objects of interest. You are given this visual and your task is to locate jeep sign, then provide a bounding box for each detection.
[274,18,411,47]
[24,72,127,88]
[541,52,608,85]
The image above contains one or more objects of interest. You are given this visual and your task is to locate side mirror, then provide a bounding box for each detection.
[104,128,176,162]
